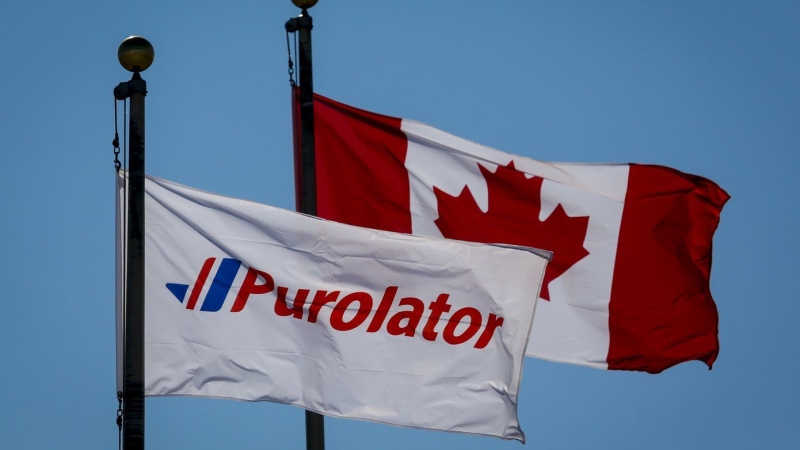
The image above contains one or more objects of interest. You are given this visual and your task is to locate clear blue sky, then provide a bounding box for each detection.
[1,1,798,448]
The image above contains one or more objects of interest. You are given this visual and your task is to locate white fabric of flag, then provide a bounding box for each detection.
[115,172,549,442]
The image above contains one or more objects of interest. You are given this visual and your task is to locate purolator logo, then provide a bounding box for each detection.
[166,257,507,349]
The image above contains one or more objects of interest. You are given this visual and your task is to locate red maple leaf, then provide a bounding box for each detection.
[434,161,590,300]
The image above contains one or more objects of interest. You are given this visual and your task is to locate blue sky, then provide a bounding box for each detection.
[1,1,798,449]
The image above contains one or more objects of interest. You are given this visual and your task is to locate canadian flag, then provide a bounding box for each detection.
[297,92,730,374]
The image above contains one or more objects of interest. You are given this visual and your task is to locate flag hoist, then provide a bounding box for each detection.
[114,35,153,450]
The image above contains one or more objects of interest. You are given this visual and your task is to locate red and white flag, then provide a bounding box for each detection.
[116,172,549,442]
[300,93,730,374]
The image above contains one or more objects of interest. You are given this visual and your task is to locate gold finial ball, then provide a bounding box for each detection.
[291,0,318,9]
[118,36,154,72]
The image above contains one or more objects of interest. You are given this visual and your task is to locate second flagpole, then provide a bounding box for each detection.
[286,1,325,450]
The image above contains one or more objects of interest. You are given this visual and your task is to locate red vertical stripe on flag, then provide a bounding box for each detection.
[608,164,730,373]
[312,94,412,233]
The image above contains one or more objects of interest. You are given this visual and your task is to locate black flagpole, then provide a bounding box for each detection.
[287,1,325,449]
[114,36,154,450]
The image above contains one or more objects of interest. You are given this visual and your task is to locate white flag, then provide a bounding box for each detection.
[116,172,549,442]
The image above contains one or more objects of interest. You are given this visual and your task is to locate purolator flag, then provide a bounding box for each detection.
[299,92,730,374]
[115,172,549,442]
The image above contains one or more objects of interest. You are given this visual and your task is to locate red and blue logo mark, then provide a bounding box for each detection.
[166,257,243,312]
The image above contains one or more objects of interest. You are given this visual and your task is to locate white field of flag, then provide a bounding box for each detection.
[116,172,550,442]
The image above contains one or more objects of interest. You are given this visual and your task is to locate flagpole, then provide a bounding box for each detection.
[287,1,325,449]
[114,36,154,450]
[290,0,318,217]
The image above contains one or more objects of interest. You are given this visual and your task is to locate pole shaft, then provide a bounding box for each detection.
[298,12,317,217]
[305,410,325,450]
[297,10,325,450]
[123,73,146,450]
